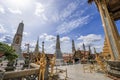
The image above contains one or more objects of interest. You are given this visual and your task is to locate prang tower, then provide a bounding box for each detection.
[12,21,24,59]
[55,35,62,59]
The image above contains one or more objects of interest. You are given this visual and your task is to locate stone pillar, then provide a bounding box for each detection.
[95,0,120,60]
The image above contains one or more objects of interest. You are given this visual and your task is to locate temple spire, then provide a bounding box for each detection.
[55,35,62,59]
[83,43,86,58]
[12,21,24,59]
[83,43,86,51]
[88,45,91,55]
[21,20,23,23]
[34,37,39,56]
[42,41,44,53]
[72,39,76,53]
[94,47,97,54]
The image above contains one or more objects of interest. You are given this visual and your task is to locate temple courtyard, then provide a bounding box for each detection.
[0,61,113,80]
[57,64,112,80]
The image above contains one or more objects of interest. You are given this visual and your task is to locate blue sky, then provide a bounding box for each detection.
[0,0,119,54]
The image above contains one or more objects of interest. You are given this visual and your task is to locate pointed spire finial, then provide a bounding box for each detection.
[34,37,39,56]
[89,45,91,54]
[21,20,23,23]
[38,36,39,42]
[94,47,97,54]
[72,39,76,53]
[83,43,86,51]
[42,41,44,53]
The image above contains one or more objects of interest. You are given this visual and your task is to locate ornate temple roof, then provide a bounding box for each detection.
[106,0,120,21]
[88,0,120,21]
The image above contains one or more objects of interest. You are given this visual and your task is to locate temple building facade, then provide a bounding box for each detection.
[88,0,120,60]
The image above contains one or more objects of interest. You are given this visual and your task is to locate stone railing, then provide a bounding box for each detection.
[1,63,39,80]
[3,68,39,80]
[107,60,120,78]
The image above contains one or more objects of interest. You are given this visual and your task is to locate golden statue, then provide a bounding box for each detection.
[94,47,106,73]
[95,54,106,72]
[50,55,56,76]
[39,54,46,80]
[36,58,40,65]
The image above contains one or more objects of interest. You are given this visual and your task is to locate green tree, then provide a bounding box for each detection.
[0,42,18,61]
[88,0,94,4]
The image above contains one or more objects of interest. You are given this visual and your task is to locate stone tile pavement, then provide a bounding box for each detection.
[57,64,112,80]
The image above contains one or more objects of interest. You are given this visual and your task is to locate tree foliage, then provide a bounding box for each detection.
[0,42,18,61]
[88,0,94,4]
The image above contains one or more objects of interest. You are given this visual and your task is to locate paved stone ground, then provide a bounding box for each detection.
[0,61,113,80]
[57,64,112,80]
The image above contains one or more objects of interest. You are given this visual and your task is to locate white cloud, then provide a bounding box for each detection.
[35,2,44,15]
[50,1,84,22]
[8,8,22,14]
[94,45,103,49]
[56,15,90,34]
[46,36,71,53]
[22,40,42,52]
[60,36,70,42]
[23,32,29,37]
[0,0,101,54]
[0,5,5,14]
[34,2,48,21]
[77,34,103,53]
[39,33,56,41]
[49,43,55,49]
[77,34,102,42]
[29,41,36,48]
[40,33,71,43]
[0,24,6,33]
[59,1,79,21]
[39,33,72,53]
[0,35,12,44]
